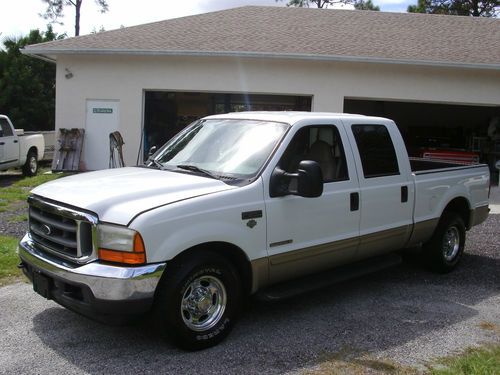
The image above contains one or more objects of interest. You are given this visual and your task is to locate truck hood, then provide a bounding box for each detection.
[31,167,236,225]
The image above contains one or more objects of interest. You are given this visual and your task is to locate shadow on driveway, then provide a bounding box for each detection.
[30,241,499,375]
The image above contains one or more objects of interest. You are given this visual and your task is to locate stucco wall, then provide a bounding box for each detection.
[55,55,500,168]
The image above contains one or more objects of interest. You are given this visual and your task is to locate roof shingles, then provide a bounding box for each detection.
[24,6,500,68]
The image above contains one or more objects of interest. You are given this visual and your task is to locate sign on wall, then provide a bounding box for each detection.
[93,108,113,114]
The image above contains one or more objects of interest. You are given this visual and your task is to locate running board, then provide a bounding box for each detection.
[255,253,402,301]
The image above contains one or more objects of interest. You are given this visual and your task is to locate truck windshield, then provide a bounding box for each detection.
[151,119,289,179]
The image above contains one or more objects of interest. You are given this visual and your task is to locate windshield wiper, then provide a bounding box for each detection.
[176,164,219,180]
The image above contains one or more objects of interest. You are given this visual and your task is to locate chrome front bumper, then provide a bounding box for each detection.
[18,234,166,315]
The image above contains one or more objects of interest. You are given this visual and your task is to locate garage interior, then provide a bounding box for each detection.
[344,98,500,181]
[143,91,312,159]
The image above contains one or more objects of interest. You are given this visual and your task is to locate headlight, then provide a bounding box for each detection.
[97,224,146,265]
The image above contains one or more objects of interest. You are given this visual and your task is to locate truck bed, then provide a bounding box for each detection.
[410,157,484,174]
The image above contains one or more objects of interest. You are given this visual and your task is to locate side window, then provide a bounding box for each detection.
[0,119,14,137]
[352,124,399,178]
[279,125,349,182]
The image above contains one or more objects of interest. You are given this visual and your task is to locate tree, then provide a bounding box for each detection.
[0,26,63,131]
[354,0,380,10]
[278,0,355,8]
[40,0,109,36]
[407,1,500,17]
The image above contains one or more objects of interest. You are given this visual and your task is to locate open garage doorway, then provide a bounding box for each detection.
[344,98,500,180]
[143,91,312,160]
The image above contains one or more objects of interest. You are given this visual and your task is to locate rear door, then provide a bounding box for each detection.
[343,119,413,260]
[263,121,361,284]
[0,117,19,168]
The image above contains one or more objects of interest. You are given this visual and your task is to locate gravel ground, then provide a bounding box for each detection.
[0,171,30,239]
[1,180,499,374]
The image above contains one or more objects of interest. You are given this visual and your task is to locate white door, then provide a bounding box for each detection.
[343,120,413,260]
[84,100,120,170]
[263,124,361,284]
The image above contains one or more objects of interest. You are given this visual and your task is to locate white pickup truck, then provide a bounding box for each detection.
[0,115,45,176]
[18,112,490,350]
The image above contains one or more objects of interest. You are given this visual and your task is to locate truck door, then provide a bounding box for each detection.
[0,117,19,169]
[343,120,413,260]
[264,123,360,284]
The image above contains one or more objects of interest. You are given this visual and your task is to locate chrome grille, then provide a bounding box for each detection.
[28,196,98,264]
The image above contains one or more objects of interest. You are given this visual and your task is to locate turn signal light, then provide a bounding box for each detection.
[98,233,146,265]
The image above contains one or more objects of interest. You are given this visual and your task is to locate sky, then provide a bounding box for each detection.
[0,0,415,41]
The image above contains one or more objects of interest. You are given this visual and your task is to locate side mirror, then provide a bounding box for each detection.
[148,146,157,159]
[270,160,323,198]
[297,160,323,198]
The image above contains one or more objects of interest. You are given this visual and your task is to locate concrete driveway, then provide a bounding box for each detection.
[1,194,499,374]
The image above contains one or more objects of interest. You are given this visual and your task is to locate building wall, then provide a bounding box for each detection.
[55,55,500,168]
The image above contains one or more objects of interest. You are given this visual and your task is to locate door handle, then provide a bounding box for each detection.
[13,140,18,143]
[350,192,359,211]
[401,186,408,203]
[0,142,4,145]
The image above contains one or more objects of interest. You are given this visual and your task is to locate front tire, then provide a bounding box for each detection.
[423,212,466,273]
[154,251,241,350]
[22,150,38,176]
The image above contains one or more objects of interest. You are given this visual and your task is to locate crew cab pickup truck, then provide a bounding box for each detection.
[0,115,44,176]
[18,112,490,350]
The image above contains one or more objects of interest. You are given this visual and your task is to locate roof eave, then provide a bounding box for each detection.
[21,48,500,71]
[20,49,57,63]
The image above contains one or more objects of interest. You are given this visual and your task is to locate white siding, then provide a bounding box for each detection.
[55,55,500,168]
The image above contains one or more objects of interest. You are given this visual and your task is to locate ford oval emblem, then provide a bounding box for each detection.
[42,225,52,236]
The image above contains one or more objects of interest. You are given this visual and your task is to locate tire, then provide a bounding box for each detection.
[423,212,466,273]
[22,150,38,176]
[154,251,241,350]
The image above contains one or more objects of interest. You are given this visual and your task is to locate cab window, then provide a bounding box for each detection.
[279,125,349,183]
[0,118,13,137]
[352,124,400,178]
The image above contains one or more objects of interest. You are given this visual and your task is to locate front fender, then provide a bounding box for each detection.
[129,180,267,264]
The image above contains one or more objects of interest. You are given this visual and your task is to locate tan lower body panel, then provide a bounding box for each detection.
[470,205,489,227]
[250,221,441,293]
[267,237,359,285]
[406,218,439,247]
[356,225,411,261]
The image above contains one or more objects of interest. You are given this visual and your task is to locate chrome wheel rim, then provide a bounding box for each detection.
[443,226,460,261]
[29,157,37,173]
[181,275,227,332]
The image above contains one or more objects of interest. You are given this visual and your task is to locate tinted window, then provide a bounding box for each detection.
[352,124,399,178]
[280,125,349,182]
[0,118,13,137]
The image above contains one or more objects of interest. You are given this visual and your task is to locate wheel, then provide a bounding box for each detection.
[154,251,241,350]
[22,150,38,176]
[423,212,466,273]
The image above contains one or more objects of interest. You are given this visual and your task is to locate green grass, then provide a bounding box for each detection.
[7,213,28,223]
[0,169,64,211]
[0,235,22,285]
[429,345,500,375]
[0,170,65,285]
[305,345,500,375]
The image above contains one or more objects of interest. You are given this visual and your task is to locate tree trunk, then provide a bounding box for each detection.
[471,0,480,16]
[75,0,82,36]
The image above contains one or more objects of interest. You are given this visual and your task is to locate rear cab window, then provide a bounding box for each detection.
[0,118,14,137]
[351,124,400,178]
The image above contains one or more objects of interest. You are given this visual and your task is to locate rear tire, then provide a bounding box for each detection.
[154,251,241,350]
[22,150,38,176]
[423,212,465,273]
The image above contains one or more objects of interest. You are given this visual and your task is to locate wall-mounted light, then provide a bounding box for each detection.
[65,68,74,79]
